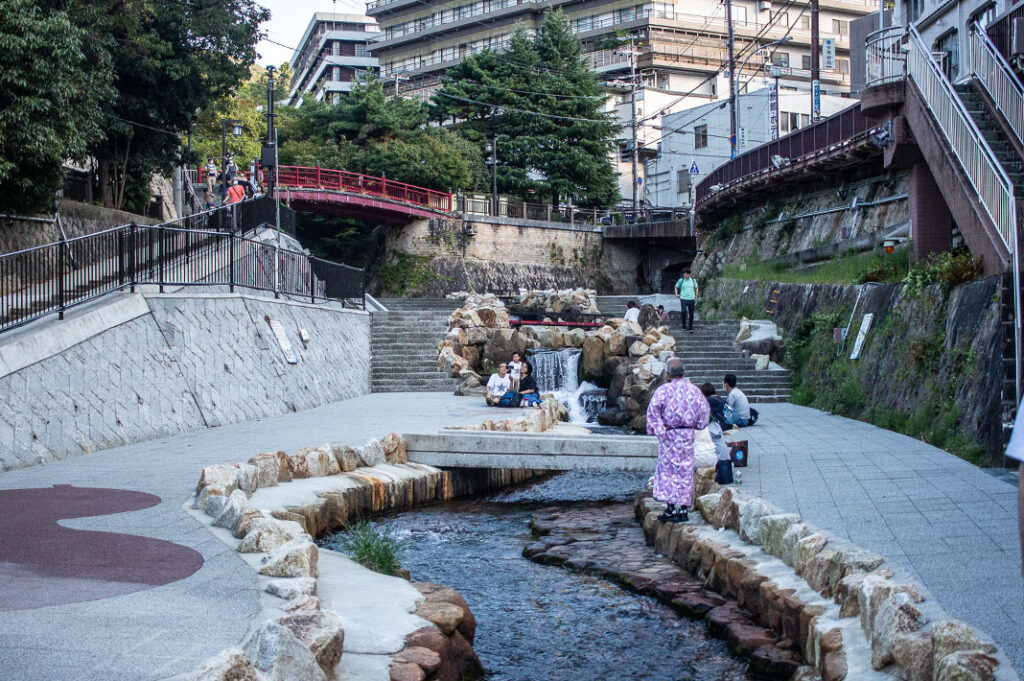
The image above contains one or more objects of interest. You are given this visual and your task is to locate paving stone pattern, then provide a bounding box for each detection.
[736,403,1022,673]
[0,392,493,681]
[0,293,370,471]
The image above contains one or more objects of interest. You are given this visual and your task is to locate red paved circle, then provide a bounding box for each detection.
[0,485,204,611]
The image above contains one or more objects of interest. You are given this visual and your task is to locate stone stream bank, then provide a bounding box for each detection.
[185,431,549,681]
[698,277,1004,464]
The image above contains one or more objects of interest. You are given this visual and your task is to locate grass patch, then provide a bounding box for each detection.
[721,247,909,285]
[338,518,405,575]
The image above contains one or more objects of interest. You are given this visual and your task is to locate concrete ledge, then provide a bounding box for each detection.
[0,292,151,377]
[462,213,603,234]
[404,431,658,471]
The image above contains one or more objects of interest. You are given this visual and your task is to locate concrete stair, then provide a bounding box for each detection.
[371,298,457,393]
[596,299,792,403]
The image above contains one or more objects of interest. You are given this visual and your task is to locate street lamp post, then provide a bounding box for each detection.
[220,118,243,171]
[734,36,793,151]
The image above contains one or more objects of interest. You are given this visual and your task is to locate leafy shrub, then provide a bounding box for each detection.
[903,250,982,296]
[379,250,452,296]
[338,518,405,575]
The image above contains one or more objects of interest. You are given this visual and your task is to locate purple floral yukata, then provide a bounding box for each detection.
[646,378,711,506]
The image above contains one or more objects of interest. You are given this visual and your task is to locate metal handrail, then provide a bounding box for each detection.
[865,25,906,87]
[970,26,1024,147]
[275,165,452,212]
[907,26,1015,246]
[909,25,1020,403]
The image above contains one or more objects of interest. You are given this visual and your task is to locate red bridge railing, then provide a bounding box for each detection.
[276,166,452,212]
[695,103,875,207]
[197,166,452,213]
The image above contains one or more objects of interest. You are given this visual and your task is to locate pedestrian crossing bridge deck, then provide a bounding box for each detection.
[404,431,659,471]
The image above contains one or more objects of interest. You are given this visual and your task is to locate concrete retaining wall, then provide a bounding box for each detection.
[0,200,158,255]
[0,291,370,471]
[382,217,643,294]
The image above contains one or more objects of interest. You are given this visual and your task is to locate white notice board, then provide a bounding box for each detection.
[850,313,874,360]
[268,319,300,364]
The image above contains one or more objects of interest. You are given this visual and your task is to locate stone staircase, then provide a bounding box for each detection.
[596,298,791,403]
[370,298,458,393]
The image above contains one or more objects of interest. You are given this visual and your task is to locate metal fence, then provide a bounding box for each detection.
[695,103,874,205]
[865,25,906,87]
[0,198,364,333]
[986,1,1024,62]
[970,26,1024,147]
[455,193,687,227]
[276,166,452,212]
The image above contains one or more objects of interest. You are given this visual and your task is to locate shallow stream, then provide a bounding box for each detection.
[323,472,752,681]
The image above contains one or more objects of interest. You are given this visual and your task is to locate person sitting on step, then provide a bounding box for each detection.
[518,362,542,408]
[722,373,751,429]
[485,363,512,407]
[699,382,729,430]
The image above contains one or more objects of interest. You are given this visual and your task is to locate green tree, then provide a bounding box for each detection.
[524,10,620,207]
[0,0,111,213]
[51,0,268,211]
[432,14,619,207]
[278,78,482,192]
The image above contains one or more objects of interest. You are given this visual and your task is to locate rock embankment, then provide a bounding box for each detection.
[186,434,539,681]
[634,471,1018,681]
[523,504,805,679]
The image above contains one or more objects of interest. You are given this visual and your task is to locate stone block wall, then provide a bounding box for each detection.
[0,200,157,255]
[382,216,643,294]
[0,291,370,471]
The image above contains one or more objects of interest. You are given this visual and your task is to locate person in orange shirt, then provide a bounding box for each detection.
[224,179,246,205]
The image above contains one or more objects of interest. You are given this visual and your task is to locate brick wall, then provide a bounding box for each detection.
[0,292,370,471]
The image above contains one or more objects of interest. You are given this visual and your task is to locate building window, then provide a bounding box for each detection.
[907,0,924,22]
[838,58,849,74]
[677,170,691,193]
[970,3,996,30]
[773,52,789,67]
[733,6,748,24]
[800,15,810,30]
[832,19,848,35]
[355,43,368,57]
[332,40,340,56]
[800,113,810,127]
[773,10,788,25]
[694,124,708,149]
[934,30,959,80]
[802,54,811,69]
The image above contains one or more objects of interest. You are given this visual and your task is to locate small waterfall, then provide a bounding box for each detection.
[530,349,581,394]
[528,349,607,424]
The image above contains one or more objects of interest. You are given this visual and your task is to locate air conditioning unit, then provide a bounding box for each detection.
[1014,18,1024,56]
[759,1,771,11]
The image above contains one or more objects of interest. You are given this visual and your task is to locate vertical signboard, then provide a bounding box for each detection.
[769,80,779,140]
[812,80,821,121]
[823,38,836,70]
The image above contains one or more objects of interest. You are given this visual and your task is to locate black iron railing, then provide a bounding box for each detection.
[987,1,1024,63]
[0,197,364,333]
[695,103,876,206]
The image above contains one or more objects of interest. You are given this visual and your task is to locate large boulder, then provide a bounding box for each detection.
[581,336,605,381]
[277,611,345,678]
[239,518,307,554]
[637,304,660,330]
[187,648,261,681]
[243,620,327,681]
[358,439,387,467]
[482,329,528,370]
[213,490,252,532]
[259,539,319,578]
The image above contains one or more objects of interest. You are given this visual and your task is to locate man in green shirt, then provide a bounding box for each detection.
[674,268,698,332]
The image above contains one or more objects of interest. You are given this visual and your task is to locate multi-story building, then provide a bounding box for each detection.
[643,86,853,206]
[366,0,875,204]
[288,13,380,106]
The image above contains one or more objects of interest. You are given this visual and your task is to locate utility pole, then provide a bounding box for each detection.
[490,131,499,217]
[726,0,737,159]
[393,72,408,97]
[811,0,821,122]
[616,39,642,214]
[266,64,281,296]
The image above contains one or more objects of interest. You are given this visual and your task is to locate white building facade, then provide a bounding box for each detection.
[288,13,380,106]
[644,87,854,207]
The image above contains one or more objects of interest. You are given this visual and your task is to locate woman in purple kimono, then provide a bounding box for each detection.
[646,358,711,522]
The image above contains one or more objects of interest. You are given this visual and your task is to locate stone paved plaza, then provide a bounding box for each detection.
[0,395,1019,679]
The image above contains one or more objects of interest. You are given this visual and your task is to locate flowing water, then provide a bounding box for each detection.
[528,349,608,424]
[324,472,751,681]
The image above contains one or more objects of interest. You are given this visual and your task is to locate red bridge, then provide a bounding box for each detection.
[274,166,452,223]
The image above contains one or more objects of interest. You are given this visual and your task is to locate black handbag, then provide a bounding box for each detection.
[715,459,734,484]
